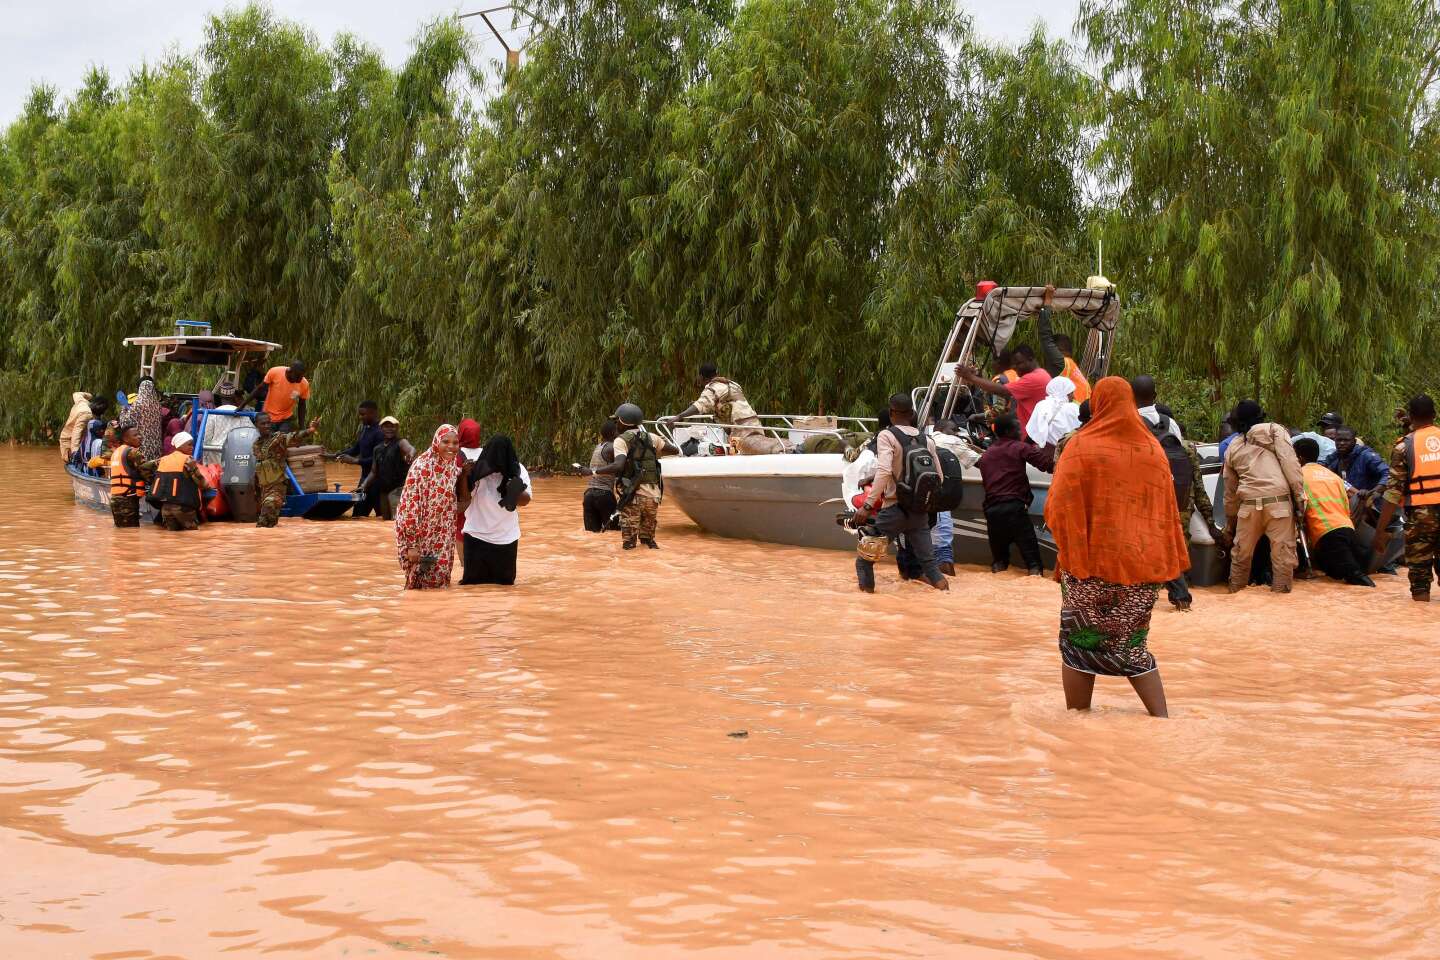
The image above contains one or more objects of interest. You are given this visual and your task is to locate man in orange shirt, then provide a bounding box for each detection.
[242,360,310,431]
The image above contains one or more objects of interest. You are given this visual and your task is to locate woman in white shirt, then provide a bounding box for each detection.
[460,434,532,585]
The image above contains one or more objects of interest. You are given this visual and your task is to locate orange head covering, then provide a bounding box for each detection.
[1043,376,1189,585]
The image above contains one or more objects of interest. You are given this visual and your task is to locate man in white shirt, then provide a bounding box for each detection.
[460,436,532,586]
[1131,375,1183,441]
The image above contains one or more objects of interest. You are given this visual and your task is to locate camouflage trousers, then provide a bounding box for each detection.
[1405,505,1440,597]
[161,504,199,531]
[620,493,660,547]
[111,495,140,528]
[256,480,287,528]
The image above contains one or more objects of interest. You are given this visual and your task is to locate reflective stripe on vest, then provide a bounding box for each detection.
[1404,426,1440,507]
[109,445,145,497]
[1301,463,1353,542]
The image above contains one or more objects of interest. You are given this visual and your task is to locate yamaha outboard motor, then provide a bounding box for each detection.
[222,423,261,522]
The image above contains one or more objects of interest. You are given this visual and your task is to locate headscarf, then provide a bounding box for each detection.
[394,425,462,568]
[471,434,523,509]
[1043,377,1189,585]
[134,379,164,460]
[162,414,184,455]
[1025,376,1082,447]
[197,390,216,410]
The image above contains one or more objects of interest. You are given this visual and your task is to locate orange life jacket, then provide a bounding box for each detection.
[1301,462,1353,542]
[1403,425,1440,507]
[152,450,201,510]
[1061,357,1091,403]
[109,445,145,497]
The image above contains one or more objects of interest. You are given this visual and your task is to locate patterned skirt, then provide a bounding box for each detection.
[1057,573,1161,677]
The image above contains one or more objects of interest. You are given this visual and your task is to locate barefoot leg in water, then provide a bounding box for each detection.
[1061,665,1095,711]
[1128,671,1169,718]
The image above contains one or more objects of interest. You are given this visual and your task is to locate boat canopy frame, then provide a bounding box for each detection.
[123,334,281,396]
[916,285,1121,430]
[651,413,878,452]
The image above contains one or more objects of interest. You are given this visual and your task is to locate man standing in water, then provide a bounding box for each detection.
[252,413,320,528]
[150,432,211,531]
[1374,395,1440,601]
[108,425,150,528]
[1223,401,1306,593]
[585,404,677,549]
[660,363,783,454]
[851,393,949,593]
[330,400,384,517]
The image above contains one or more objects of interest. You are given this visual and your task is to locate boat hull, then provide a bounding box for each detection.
[67,464,156,522]
[662,454,1059,568]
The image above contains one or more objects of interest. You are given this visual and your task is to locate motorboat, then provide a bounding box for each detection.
[656,284,1119,566]
[67,320,357,521]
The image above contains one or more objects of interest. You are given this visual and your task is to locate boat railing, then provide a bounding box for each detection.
[651,413,878,454]
[194,408,257,465]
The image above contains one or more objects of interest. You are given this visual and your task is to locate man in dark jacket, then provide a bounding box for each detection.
[976,415,1056,575]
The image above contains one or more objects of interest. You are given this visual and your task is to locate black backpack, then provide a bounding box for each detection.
[890,427,964,514]
[1146,414,1192,511]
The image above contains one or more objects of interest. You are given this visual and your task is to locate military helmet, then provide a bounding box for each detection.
[614,402,644,426]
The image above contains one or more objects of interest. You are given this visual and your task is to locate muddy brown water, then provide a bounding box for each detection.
[1,445,1436,959]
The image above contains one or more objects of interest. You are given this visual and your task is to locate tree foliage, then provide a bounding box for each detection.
[2,0,1436,455]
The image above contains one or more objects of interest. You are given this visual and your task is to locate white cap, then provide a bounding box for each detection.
[172,431,195,449]
[380,415,399,426]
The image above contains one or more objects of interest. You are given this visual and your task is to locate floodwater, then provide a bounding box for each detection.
[1,444,1437,960]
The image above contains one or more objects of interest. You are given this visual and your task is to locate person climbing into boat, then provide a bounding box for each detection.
[1024,376,1081,447]
[357,416,415,521]
[586,403,677,550]
[460,434,532,586]
[956,288,1063,440]
[108,425,150,528]
[242,360,309,432]
[1052,335,1091,404]
[1373,395,1440,602]
[977,414,1055,575]
[394,424,464,589]
[1130,375,1183,442]
[60,391,94,463]
[583,418,620,533]
[1044,376,1190,718]
[252,412,321,528]
[331,400,384,517]
[133,377,165,461]
[1292,437,1374,587]
[851,393,949,593]
[660,364,784,455]
[150,432,211,532]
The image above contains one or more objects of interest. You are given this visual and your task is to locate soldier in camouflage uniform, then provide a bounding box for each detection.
[1374,395,1440,600]
[252,413,320,528]
[108,425,151,527]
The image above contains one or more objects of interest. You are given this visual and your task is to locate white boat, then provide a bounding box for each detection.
[656,283,1113,571]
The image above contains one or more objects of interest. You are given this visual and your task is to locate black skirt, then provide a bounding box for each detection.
[461,535,518,586]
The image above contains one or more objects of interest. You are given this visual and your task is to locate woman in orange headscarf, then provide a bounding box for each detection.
[1043,377,1189,717]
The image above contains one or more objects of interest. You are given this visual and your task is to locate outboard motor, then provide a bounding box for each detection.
[222,424,261,522]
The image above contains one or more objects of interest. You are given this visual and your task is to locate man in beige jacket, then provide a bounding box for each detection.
[59,391,93,463]
[1223,401,1307,593]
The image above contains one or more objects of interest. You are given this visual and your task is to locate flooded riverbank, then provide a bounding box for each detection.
[1,445,1436,958]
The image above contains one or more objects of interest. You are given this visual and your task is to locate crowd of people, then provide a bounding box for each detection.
[62,323,1437,716]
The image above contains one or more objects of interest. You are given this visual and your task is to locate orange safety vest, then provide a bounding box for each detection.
[109,445,145,497]
[1403,425,1440,507]
[152,450,201,510]
[1301,462,1353,542]
[1061,357,1091,403]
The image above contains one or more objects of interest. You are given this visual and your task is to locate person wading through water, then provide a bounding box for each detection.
[1293,437,1375,587]
[252,413,320,528]
[149,432,211,531]
[851,393,950,593]
[108,424,151,528]
[1223,400,1306,593]
[585,404,677,549]
[660,364,784,454]
[1373,394,1440,601]
[1044,377,1190,718]
[356,416,415,520]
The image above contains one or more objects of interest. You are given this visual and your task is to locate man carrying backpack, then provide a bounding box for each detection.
[851,393,952,593]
